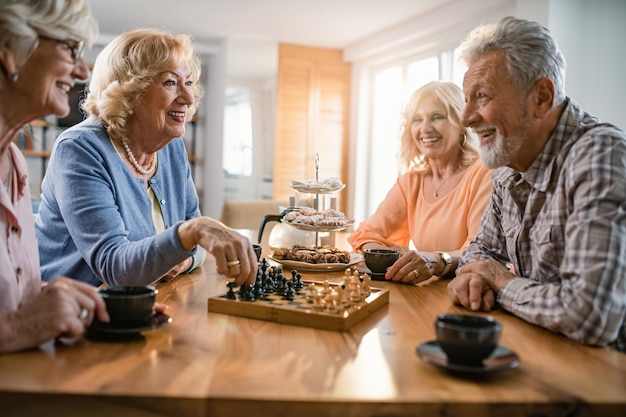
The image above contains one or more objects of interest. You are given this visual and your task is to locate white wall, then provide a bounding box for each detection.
[200,41,228,219]
[549,0,626,130]
[515,0,626,130]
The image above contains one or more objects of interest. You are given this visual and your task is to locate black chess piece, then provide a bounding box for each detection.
[275,272,286,296]
[295,272,304,291]
[263,267,275,294]
[225,281,237,299]
[284,280,296,300]
[239,283,255,302]
[254,274,265,300]
[260,258,269,275]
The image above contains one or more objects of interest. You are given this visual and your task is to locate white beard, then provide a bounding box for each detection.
[479,111,527,169]
[479,131,521,168]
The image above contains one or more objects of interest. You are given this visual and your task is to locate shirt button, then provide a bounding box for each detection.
[10,227,18,234]
[16,267,22,275]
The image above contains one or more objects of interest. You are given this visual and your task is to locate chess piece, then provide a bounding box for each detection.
[326,289,340,313]
[362,274,372,297]
[322,280,332,297]
[306,283,317,303]
[284,280,296,300]
[254,276,265,300]
[350,286,361,304]
[239,283,255,302]
[294,272,304,291]
[226,281,237,299]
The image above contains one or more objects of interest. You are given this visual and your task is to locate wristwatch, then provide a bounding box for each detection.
[437,252,453,277]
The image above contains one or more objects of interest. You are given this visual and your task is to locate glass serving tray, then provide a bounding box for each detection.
[289,184,346,194]
[282,221,352,232]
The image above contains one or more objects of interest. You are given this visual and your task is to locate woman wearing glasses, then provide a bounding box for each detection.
[35,28,258,288]
[0,0,108,353]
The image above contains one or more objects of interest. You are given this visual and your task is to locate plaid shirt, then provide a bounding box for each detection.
[460,98,626,352]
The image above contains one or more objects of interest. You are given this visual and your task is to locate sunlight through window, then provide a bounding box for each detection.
[223,87,253,176]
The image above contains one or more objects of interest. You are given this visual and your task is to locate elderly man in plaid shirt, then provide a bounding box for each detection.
[448,16,626,352]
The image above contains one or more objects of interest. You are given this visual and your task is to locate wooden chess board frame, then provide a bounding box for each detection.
[208,280,389,331]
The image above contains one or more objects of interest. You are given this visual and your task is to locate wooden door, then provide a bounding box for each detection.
[273,44,351,213]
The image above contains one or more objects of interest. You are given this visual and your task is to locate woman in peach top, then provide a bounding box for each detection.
[348,81,492,285]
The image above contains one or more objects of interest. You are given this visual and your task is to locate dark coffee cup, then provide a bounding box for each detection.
[99,285,157,327]
[435,314,501,366]
[364,248,399,273]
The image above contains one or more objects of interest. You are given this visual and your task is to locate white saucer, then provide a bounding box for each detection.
[416,340,520,373]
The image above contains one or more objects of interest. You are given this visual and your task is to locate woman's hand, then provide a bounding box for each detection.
[177,217,257,286]
[384,250,435,285]
[1,277,109,353]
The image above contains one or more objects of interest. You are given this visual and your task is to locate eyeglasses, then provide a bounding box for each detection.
[39,35,85,64]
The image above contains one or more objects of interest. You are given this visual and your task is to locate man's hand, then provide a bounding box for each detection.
[447,260,514,311]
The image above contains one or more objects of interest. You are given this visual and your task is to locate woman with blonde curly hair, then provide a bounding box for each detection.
[348,81,493,285]
[36,28,258,288]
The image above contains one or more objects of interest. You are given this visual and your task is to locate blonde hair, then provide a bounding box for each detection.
[0,0,97,67]
[82,28,203,142]
[398,81,478,173]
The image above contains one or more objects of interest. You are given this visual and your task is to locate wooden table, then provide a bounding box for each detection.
[1,260,625,417]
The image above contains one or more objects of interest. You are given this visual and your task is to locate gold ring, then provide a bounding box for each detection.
[412,270,418,278]
[227,260,241,268]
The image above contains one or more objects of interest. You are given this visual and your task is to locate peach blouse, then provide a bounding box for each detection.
[348,160,493,253]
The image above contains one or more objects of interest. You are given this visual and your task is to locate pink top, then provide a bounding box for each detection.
[348,160,493,253]
[0,143,41,313]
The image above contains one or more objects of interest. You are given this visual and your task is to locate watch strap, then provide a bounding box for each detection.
[437,251,453,277]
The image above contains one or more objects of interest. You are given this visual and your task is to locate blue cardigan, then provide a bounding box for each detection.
[36,117,204,286]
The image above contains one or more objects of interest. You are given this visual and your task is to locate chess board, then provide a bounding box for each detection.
[208,271,389,332]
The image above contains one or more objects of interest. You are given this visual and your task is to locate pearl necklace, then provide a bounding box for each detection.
[122,138,157,175]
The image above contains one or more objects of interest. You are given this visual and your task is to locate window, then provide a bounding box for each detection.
[223,87,253,176]
[357,48,465,219]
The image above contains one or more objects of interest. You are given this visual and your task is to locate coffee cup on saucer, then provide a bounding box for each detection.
[364,248,399,274]
[99,285,157,328]
[435,314,501,367]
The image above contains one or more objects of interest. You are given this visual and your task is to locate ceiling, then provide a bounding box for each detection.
[85,0,456,48]
[84,0,458,78]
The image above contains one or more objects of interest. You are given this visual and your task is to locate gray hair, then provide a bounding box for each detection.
[458,16,567,104]
[0,0,98,67]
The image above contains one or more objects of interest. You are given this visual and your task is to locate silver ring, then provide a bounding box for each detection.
[79,307,88,321]
[227,259,241,268]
